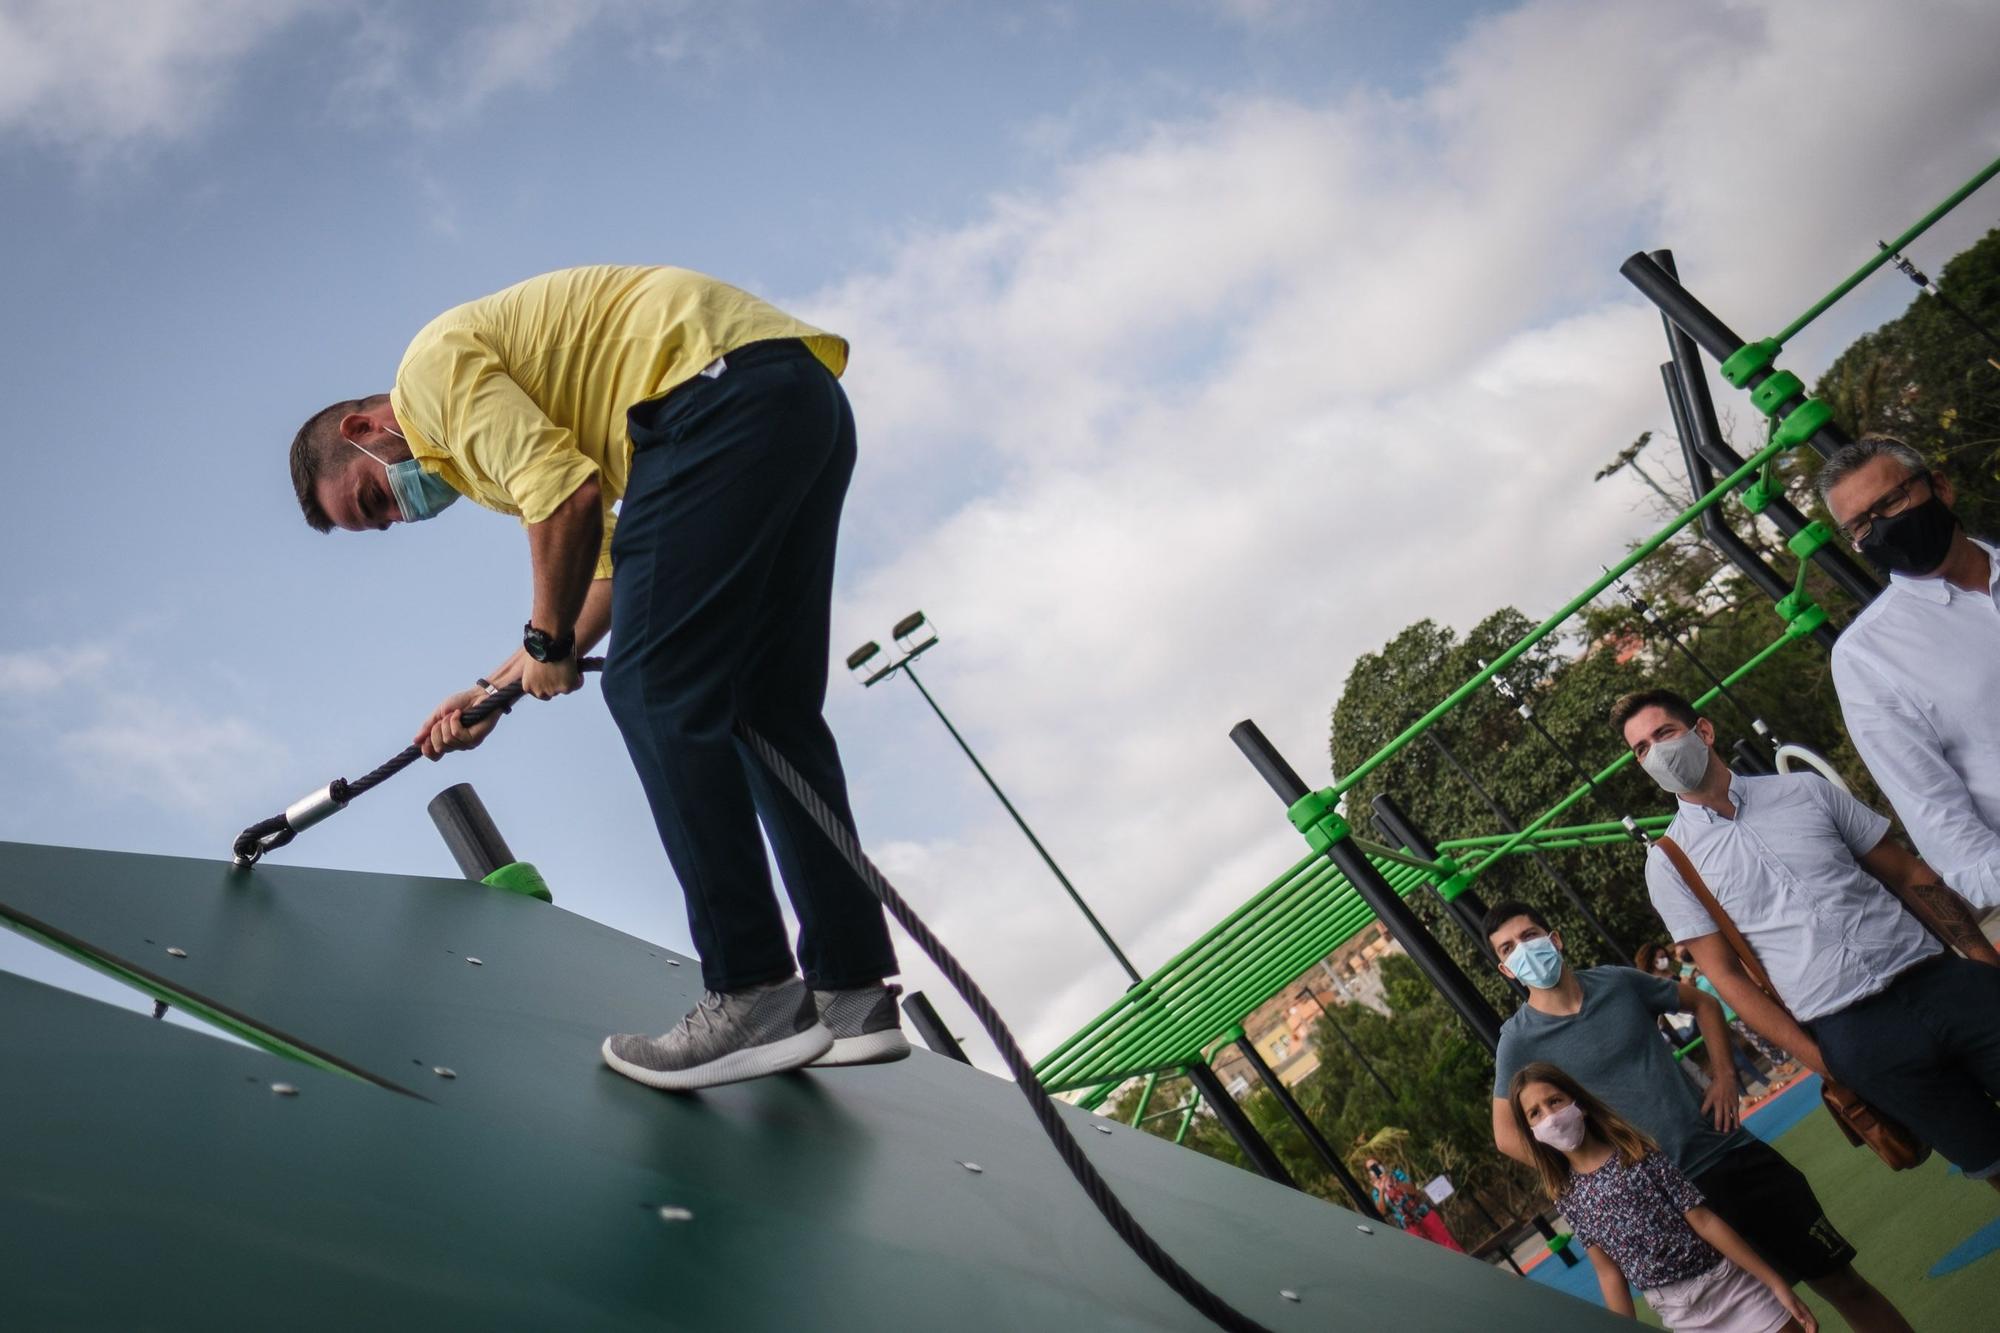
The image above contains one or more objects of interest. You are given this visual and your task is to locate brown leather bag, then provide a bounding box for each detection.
[1655,835,1931,1171]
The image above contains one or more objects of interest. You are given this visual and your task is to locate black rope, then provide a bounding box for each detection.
[227,664,1270,1331]
[735,722,1269,1333]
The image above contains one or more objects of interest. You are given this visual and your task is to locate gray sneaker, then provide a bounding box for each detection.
[809,982,912,1067]
[602,976,832,1092]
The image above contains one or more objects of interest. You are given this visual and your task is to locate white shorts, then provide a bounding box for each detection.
[1643,1259,1793,1333]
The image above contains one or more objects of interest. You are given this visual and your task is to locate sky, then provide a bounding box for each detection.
[3,0,1999,1072]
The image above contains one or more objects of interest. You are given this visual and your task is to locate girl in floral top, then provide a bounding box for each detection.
[1508,1062,1814,1333]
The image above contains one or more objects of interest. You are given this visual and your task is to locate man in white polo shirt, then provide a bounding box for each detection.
[1820,436,2000,910]
[1613,688,2000,1194]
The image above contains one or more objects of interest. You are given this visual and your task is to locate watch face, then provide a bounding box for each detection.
[524,627,550,662]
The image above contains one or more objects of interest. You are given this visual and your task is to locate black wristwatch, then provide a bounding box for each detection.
[522,621,576,663]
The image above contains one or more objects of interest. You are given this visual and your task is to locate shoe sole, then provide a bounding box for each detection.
[602,1022,835,1092]
[810,1029,913,1067]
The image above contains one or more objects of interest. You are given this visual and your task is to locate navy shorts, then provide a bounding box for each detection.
[1691,1139,1855,1284]
[1810,955,2000,1179]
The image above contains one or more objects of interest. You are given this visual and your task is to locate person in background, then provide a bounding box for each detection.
[1677,944,1794,1081]
[1642,941,1770,1094]
[1363,1157,1463,1252]
[1510,1062,1814,1332]
[1820,437,2000,910]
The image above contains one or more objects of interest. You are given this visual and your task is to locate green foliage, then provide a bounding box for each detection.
[1813,225,2000,538]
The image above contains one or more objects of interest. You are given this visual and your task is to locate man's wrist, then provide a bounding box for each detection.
[523,620,576,663]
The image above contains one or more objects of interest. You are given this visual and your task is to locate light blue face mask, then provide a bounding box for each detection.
[1506,934,1564,990]
[349,429,459,523]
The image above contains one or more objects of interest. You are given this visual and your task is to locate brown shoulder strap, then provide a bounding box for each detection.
[1654,835,1787,1013]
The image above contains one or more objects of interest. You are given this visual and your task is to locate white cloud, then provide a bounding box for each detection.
[804,0,2000,1069]
[61,696,288,815]
[0,0,311,151]
[0,644,112,694]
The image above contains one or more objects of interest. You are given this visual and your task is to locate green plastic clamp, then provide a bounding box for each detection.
[1741,473,1780,514]
[1719,337,1780,388]
[482,860,553,903]
[1286,788,1352,854]
[1787,521,1834,560]
[1437,869,1477,903]
[1748,369,1804,418]
[1769,397,1833,450]
[1547,1232,1574,1255]
[1784,604,1830,639]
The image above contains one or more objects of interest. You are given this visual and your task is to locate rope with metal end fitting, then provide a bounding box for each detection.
[226,661,1270,1332]
[230,658,608,865]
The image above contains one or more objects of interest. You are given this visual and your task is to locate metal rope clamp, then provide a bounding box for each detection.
[232,784,348,867]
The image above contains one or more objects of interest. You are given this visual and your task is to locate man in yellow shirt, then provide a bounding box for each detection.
[289,265,906,1090]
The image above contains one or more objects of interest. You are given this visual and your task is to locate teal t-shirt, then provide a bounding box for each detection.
[1493,966,1753,1179]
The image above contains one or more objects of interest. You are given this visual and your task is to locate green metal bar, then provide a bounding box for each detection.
[1050,871,1379,1086]
[1053,863,1435,1086]
[1174,1088,1201,1145]
[1464,627,1805,879]
[1069,875,1377,1082]
[1773,153,2000,346]
[1345,836,1454,875]
[1039,852,1434,1083]
[0,915,370,1086]
[1331,435,1792,798]
[1436,816,1672,851]
[1128,1071,1160,1127]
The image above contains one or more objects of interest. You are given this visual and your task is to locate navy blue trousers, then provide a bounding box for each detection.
[602,340,897,993]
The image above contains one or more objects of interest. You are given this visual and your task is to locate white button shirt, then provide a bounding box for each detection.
[1832,539,2000,909]
[1644,773,1940,1022]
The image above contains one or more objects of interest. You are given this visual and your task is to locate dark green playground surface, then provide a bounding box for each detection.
[0,840,1629,1331]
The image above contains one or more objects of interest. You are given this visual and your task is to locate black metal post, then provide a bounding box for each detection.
[427,784,514,879]
[1230,720,1504,1051]
[1234,1036,1383,1220]
[1660,365,1797,606]
[1649,250,1879,610]
[1730,740,1773,777]
[1425,732,1628,965]
[1466,1190,1527,1276]
[1623,248,1851,445]
[1184,1059,1299,1189]
[898,663,1142,985]
[901,990,970,1064]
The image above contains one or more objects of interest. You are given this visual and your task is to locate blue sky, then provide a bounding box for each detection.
[3,0,1999,1066]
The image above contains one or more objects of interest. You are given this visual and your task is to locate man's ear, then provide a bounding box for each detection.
[1549,928,1565,956]
[1695,718,1716,748]
[1937,472,1958,509]
[338,411,375,446]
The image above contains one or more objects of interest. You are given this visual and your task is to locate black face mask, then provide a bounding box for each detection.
[1858,493,1958,576]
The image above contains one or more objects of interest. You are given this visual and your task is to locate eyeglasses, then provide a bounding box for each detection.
[1839,470,1931,544]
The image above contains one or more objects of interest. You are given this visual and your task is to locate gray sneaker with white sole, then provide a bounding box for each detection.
[602,976,832,1092]
[810,982,912,1066]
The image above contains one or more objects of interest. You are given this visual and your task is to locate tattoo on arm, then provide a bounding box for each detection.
[1898,879,1995,959]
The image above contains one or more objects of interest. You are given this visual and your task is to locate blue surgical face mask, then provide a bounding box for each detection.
[350,429,458,523]
[1505,934,1564,990]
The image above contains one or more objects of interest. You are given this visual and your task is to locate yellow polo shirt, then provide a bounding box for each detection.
[390,265,847,578]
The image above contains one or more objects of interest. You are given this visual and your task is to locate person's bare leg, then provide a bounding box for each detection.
[1805,1264,1912,1333]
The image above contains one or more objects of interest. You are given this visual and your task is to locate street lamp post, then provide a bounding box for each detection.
[847,612,1142,985]
[1295,983,1394,1102]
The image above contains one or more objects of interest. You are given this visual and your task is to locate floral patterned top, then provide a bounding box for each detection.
[1556,1148,1721,1290]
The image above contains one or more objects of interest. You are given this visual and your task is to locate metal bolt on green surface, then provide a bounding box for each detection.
[166,947,187,958]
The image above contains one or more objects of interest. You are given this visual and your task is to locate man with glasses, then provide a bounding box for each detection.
[1821,436,2000,910]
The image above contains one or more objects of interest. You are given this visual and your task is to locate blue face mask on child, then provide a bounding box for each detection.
[1506,935,1564,990]
[349,429,459,523]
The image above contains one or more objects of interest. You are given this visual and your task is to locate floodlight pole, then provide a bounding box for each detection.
[852,622,1141,985]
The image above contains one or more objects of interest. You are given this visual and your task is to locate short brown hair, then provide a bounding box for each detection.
[1507,1061,1656,1199]
[1609,687,1698,738]
[290,394,387,532]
